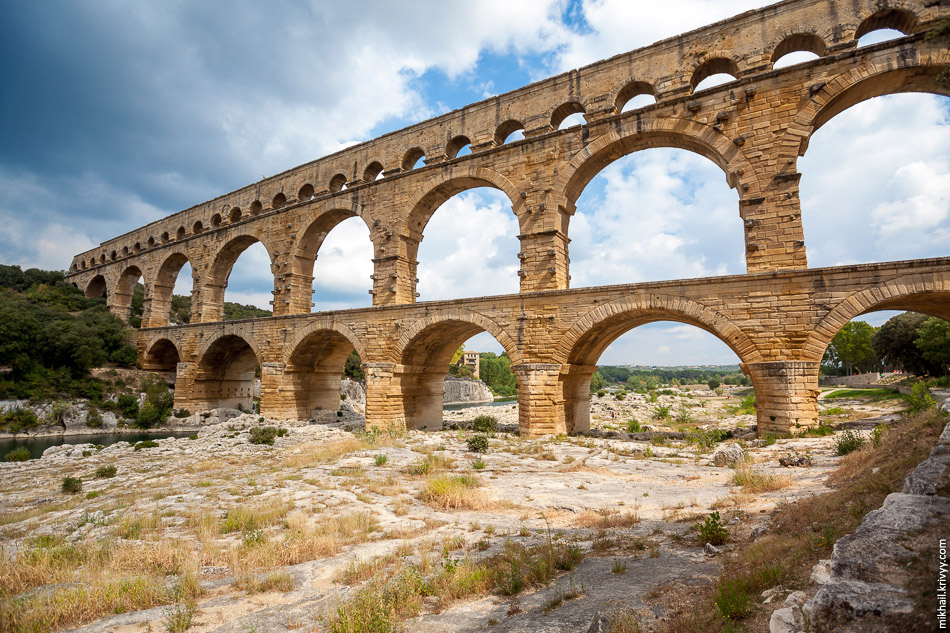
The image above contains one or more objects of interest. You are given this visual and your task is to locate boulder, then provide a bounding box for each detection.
[442,376,493,406]
[712,443,745,467]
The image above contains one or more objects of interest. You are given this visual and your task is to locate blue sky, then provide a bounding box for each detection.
[1,1,947,365]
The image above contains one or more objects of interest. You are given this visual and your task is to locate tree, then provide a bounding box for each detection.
[873,312,936,375]
[915,317,950,376]
[450,344,464,367]
[589,371,605,393]
[343,350,364,380]
[479,352,517,396]
[707,378,721,390]
[823,321,879,375]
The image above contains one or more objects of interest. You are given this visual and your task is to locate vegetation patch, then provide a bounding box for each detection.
[248,426,288,446]
[419,475,485,510]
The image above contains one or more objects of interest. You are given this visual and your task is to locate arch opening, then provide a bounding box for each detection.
[413,185,520,301]
[855,9,917,47]
[144,339,180,373]
[151,253,194,327]
[229,207,242,223]
[115,265,144,327]
[691,57,739,92]
[211,213,222,228]
[560,315,746,434]
[494,120,525,145]
[192,221,204,235]
[205,236,273,323]
[363,161,385,182]
[328,174,348,193]
[568,146,743,288]
[250,200,263,215]
[552,102,587,130]
[771,33,826,69]
[616,81,656,113]
[272,193,286,210]
[402,148,426,171]
[398,320,517,430]
[298,184,315,201]
[446,135,472,159]
[799,93,950,268]
[85,275,107,299]
[193,335,260,412]
[286,328,364,420]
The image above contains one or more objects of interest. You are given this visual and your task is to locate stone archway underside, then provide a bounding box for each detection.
[63,0,950,435]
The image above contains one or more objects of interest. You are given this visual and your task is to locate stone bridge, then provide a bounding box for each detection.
[64,0,950,436]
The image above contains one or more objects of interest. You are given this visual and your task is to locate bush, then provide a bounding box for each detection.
[472,415,497,433]
[466,435,489,453]
[133,440,159,451]
[116,394,139,419]
[95,464,117,478]
[85,409,104,428]
[0,407,40,433]
[696,511,729,545]
[5,446,31,462]
[249,426,288,446]
[834,429,866,456]
[173,408,191,418]
[109,344,138,367]
[471,457,486,470]
[707,378,721,390]
[135,379,174,428]
[626,420,641,433]
[907,382,936,413]
[652,405,671,420]
[61,476,82,493]
[596,390,607,398]
[374,454,388,467]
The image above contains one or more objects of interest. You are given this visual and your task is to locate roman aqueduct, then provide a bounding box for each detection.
[65,0,950,436]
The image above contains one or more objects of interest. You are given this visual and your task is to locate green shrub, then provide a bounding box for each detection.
[626,420,641,433]
[651,405,671,420]
[374,454,388,467]
[596,390,607,397]
[85,409,104,428]
[714,576,754,620]
[834,429,866,456]
[0,407,40,433]
[466,435,489,453]
[614,392,625,401]
[174,409,191,418]
[133,440,159,451]
[472,415,497,433]
[116,394,139,419]
[907,382,936,413]
[135,379,174,429]
[95,464,117,478]
[696,511,729,545]
[4,446,31,462]
[62,476,82,493]
[248,426,287,446]
[471,457,486,470]
[188,434,198,440]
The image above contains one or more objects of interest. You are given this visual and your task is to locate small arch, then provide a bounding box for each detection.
[85,275,107,298]
[192,221,204,234]
[328,173,348,193]
[229,207,242,223]
[143,338,180,373]
[771,33,826,69]
[211,213,222,227]
[109,250,117,261]
[122,246,129,257]
[115,265,145,325]
[691,57,739,92]
[615,81,656,113]
[551,101,586,130]
[134,242,142,252]
[855,8,918,41]
[272,193,286,210]
[162,231,171,243]
[176,226,186,240]
[78,261,85,270]
[298,184,314,201]
[250,200,263,215]
[494,120,525,146]
[147,237,156,248]
[446,135,472,159]
[402,148,426,171]
[151,251,193,327]
[99,254,106,264]
[363,161,385,182]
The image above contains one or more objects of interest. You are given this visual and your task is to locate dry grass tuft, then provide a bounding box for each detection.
[418,475,488,510]
[730,463,791,493]
[575,508,641,529]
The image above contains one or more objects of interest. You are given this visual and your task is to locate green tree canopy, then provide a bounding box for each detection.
[823,320,879,375]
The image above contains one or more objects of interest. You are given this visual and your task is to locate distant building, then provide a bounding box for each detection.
[461,350,480,380]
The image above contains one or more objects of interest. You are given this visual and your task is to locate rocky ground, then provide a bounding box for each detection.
[0,387,917,632]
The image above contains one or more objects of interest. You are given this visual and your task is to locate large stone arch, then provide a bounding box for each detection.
[142,337,181,373]
[554,294,760,434]
[280,319,369,419]
[287,205,375,314]
[391,308,520,430]
[404,165,524,241]
[85,274,108,299]
[113,264,148,323]
[803,272,950,361]
[147,248,194,327]
[554,294,761,366]
[191,330,263,412]
[200,230,277,323]
[554,117,749,217]
[780,49,950,162]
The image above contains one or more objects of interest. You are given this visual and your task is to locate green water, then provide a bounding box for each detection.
[1,431,195,461]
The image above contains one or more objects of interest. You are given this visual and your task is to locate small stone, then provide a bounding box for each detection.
[712,443,744,467]
[769,605,804,633]
[810,559,831,585]
[750,525,768,541]
[784,591,807,607]
[703,543,720,556]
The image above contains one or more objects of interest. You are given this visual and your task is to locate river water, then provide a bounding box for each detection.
[1,431,196,461]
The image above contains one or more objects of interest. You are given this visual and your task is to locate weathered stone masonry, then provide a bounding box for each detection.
[65,0,950,437]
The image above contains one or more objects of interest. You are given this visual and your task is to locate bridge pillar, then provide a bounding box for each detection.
[513,364,566,437]
[371,255,417,305]
[172,361,197,413]
[259,362,293,419]
[363,363,407,432]
[560,364,599,435]
[742,172,808,272]
[199,282,227,323]
[518,231,570,292]
[146,282,174,327]
[283,271,315,315]
[742,360,820,435]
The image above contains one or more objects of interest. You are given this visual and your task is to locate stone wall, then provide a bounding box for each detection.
[443,377,494,406]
